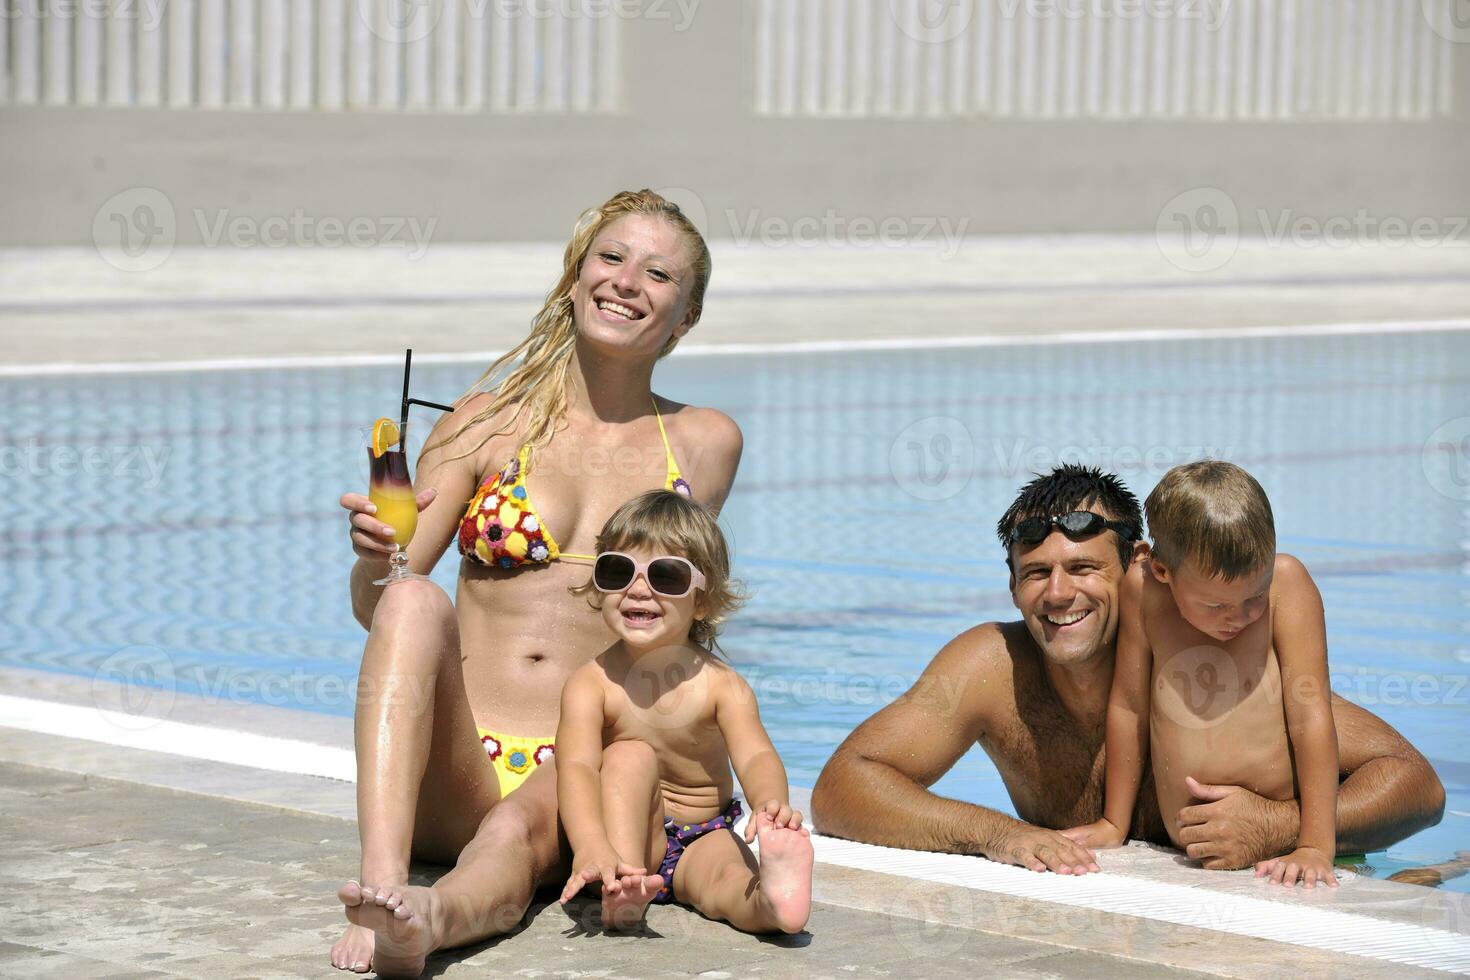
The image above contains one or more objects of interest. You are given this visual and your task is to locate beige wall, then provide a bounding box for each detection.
[2,1,1467,247]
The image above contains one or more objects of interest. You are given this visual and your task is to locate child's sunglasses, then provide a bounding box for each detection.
[593,552,707,598]
[1009,511,1139,546]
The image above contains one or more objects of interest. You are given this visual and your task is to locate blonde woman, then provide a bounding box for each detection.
[332,190,743,977]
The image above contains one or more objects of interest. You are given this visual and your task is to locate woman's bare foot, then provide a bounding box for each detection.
[601,873,664,931]
[329,917,375,973]
[754,817,814,933]
[338,880,441,979]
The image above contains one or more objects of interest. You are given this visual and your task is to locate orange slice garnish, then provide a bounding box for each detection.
[371,417,400,457]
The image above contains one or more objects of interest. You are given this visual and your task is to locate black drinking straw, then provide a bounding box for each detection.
[398,349,412,450]
[397,348,456,442]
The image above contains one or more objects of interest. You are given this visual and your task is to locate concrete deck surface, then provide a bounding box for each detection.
[2,663,1465,980]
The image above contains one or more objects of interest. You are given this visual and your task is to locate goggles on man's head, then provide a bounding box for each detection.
[1008,511,1139,547]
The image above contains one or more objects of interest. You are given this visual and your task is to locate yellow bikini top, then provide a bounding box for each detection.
[456,400,691,568]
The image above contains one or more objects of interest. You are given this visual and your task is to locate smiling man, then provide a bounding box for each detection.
[812,465,1444,873]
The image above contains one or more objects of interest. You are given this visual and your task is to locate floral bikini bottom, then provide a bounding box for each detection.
[477,728,555,797]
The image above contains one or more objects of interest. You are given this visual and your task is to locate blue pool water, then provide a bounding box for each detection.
[6,330,1469,887]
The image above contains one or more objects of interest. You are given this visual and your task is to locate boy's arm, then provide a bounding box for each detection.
[715,670,800,837]
[1065,565,1151,847]
[1260,555,1339,886]
[555,666,638,900]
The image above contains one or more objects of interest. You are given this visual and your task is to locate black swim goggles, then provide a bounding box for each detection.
[593,552,707,598]
[1008,511,1139,547]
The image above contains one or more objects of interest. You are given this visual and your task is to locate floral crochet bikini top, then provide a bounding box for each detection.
[457,400,693,569]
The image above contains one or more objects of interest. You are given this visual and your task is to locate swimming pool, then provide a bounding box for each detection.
[6,328,1468,887]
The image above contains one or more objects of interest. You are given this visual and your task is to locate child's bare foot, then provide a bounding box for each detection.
[754,816,814,933]
[329,917,374,973]
[600,873,664,931]
[338,880,440,978]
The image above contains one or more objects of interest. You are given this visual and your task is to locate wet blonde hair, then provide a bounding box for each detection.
[586,489,745,651]
[426,189,712,464]
[1146,460,1276,581]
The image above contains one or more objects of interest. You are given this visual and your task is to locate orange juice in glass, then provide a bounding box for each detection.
[368,417,427,586]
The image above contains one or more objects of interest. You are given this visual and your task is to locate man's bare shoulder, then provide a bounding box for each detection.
[910,621,1030,714]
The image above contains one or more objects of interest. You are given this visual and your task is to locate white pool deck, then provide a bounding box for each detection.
[4,238,1470,977]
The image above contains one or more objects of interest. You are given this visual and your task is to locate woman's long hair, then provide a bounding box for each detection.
[425,189,712,466]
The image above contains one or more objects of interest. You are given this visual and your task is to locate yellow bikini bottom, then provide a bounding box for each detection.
[477,728,556,797]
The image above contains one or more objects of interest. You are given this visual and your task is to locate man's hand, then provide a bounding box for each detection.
[1175,776,1296,870]
[986,823,1100,875]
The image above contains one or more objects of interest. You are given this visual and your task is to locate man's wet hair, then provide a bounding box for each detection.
[995,465,1144,571]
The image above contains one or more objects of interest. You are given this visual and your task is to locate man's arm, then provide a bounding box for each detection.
[812,624,1099,874]
[1176,694,1444,868]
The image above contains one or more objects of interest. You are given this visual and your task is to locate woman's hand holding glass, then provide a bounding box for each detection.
[340,486,439,562]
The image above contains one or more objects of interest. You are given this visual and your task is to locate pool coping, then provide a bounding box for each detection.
[3,665,1467,977]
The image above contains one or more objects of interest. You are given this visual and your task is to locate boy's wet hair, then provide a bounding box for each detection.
[995,465,1143,571]
[588,489,745,651]
[1145,460,1276,581]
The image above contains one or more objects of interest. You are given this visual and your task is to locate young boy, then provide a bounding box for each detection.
[557,490,814,932]
[1065,460,1340,887]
